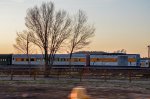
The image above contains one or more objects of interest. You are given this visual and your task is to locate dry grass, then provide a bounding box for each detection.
[0,79,149,99]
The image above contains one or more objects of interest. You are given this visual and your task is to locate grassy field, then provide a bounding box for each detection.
[0,78,150,99]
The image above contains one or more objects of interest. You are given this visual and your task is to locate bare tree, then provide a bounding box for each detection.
[13,30,33,64]
[68,10,95,66]
[25,2,72,76]
[48,10,72,66]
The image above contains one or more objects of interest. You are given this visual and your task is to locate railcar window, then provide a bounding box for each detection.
[37,58,41,61]
[59,58,61,61]
[65,58,67,61]
[36,59,39,61]
[41,59,43,61]
[31,58,34,61]
[54,58,56,61]
[79,59,81,62]
[26,59,29,61]
[21,58,24,61]
[74,58,78,62]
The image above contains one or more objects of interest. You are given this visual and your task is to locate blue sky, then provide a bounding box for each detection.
[0,0,150,57]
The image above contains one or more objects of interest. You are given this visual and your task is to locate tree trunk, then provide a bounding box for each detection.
[69,48,74,67]
[69,48,74,77]
[44,46,49,77]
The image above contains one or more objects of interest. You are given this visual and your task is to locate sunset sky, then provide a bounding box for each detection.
[0,0,150,57]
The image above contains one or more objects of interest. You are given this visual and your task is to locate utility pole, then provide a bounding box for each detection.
[148,45,150,58]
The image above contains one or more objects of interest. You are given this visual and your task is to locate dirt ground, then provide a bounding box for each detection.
[0,78,150,99]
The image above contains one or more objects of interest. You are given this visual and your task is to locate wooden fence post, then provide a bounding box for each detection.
[128,71,132,83]
[79,68,84,82]
[104,70,107,82]
[10,70,13,80]
[57,69,60,80]
[33,71,36,80]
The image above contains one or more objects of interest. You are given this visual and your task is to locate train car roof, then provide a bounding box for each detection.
[0,54,12,55]
[90,53,140,55]
[0,54,12,57]
[12,54,86,58]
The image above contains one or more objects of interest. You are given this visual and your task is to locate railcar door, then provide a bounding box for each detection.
[118,56,128,66]
[85,54,90,66]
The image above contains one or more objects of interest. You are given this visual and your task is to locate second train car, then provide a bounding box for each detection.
[11,53,141,67]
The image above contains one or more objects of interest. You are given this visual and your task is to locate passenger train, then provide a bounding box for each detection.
[0,53,149,67]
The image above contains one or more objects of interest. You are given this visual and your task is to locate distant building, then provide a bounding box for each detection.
[74,51,128,55]
[73,51,107,54]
